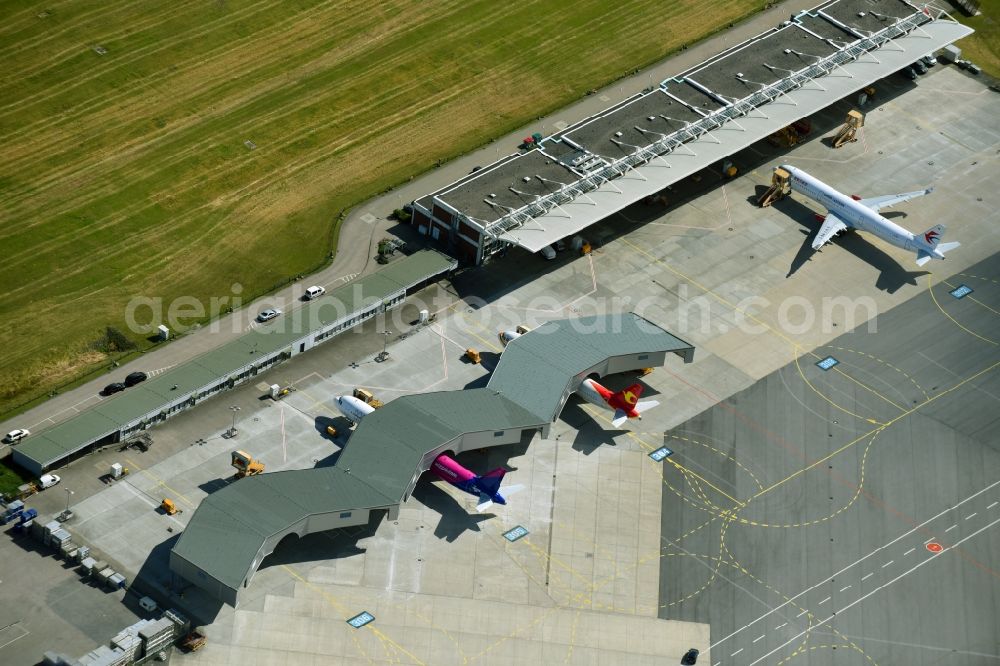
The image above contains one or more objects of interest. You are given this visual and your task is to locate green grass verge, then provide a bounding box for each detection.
[952,0,1000,77]
[0,0,770,418]
[0,458,34,501]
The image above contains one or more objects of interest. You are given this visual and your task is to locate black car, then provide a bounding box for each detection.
[124,371,148,387]
[681,648,700,665]
[102,382,126,396]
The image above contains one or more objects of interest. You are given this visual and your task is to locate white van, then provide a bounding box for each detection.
[304,285,326,301]
[39,474,61,489]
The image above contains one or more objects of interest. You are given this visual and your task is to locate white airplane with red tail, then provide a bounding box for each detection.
[576,378,659,427]
[498,324,660,427]
[781,164,959,266]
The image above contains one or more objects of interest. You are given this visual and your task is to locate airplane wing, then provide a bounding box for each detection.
[857,188,933,212]
[811,213,848,250]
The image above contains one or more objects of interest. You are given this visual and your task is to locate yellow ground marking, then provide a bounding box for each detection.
[580,405,735,515]
[620,237,907,416]
[659,515,735,608]
[747,358,1000,503]
[734,430,880,529]
[455,311,503,353]
[563,610,581,663]
[469,604,563,663]
[927,273,998,346]
[943,279,1000,316]
[124,456,194,508]
[957,272,1000,285]
[666,432,765,492]
[280,565,382,665]
[824,345,929,402]
[778,643,878,666]
[794,351,897,421]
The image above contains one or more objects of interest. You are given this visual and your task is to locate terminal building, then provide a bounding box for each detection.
[13,250,456,476]
[170,313,695,605]
[409,0,972,264]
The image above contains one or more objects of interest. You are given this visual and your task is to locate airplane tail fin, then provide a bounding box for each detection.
[475,468,506,497]
[609,383,644,409]
[920,224,946,249]
[475,472,520,512]
[915,225,959,265]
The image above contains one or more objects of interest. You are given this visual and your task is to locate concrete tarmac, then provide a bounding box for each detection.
[3,36,998,666]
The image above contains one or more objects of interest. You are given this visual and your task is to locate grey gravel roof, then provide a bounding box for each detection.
[489,313,694,421]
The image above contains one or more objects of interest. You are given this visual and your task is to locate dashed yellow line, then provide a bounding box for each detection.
[928,273,998,346]
[793,353,887,425]
[825,345,929,403]
[620,238,907,416]
[749,357,1000,502]
[943,278,1000,316]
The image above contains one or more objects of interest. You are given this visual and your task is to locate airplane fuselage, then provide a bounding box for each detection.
[335,395,374,425]
[784,166,921,252]
[576,378,643,419]
[430,453,507,505]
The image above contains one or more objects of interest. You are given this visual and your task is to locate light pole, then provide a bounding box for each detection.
[376,331,390,362]
[64,488,73,513]
[229,405,241,437]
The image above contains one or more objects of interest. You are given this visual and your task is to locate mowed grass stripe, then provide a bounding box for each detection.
[1,0,544,285]
[0,0,464,218]
[0,0,204,83]
[0,0,765,414]
[0,0,292,118]
[0,0,122,52]
[0,0,403,210]
[0,0,351,150]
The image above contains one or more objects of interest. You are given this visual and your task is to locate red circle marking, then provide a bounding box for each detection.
[926,542,943,553]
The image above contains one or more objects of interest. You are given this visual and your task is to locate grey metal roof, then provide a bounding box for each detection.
[171,313,693,600]
[489,313,694,420]
[15,250,456,472]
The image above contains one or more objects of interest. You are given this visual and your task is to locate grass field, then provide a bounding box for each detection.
[954,0,1000,77]
[0,0,768,417]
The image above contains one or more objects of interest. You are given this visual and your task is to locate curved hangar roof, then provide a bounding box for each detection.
[170,313,693,604]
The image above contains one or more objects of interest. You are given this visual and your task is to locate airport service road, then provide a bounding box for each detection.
[710,481,1000,665]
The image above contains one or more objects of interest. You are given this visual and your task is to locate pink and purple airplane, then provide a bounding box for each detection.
[429,453,523,512]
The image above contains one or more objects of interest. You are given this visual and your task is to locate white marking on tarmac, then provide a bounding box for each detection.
[710,479,1000,650]
[839,585,851,592]
[774,623,787,630]
[747,516,1000,666]
[0,624,28,650]
[903,548,915,556]
[881,560,894,568]
[861,572,874,581]
[924,537,935,544]
[796,609,808,618]
[945,524,957,533]
[280,403,288,463]
[731,648,743,657]
[988,501,998,510]
[818,596,830,605]
[753,634,765,643]
[966,513,977,520]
